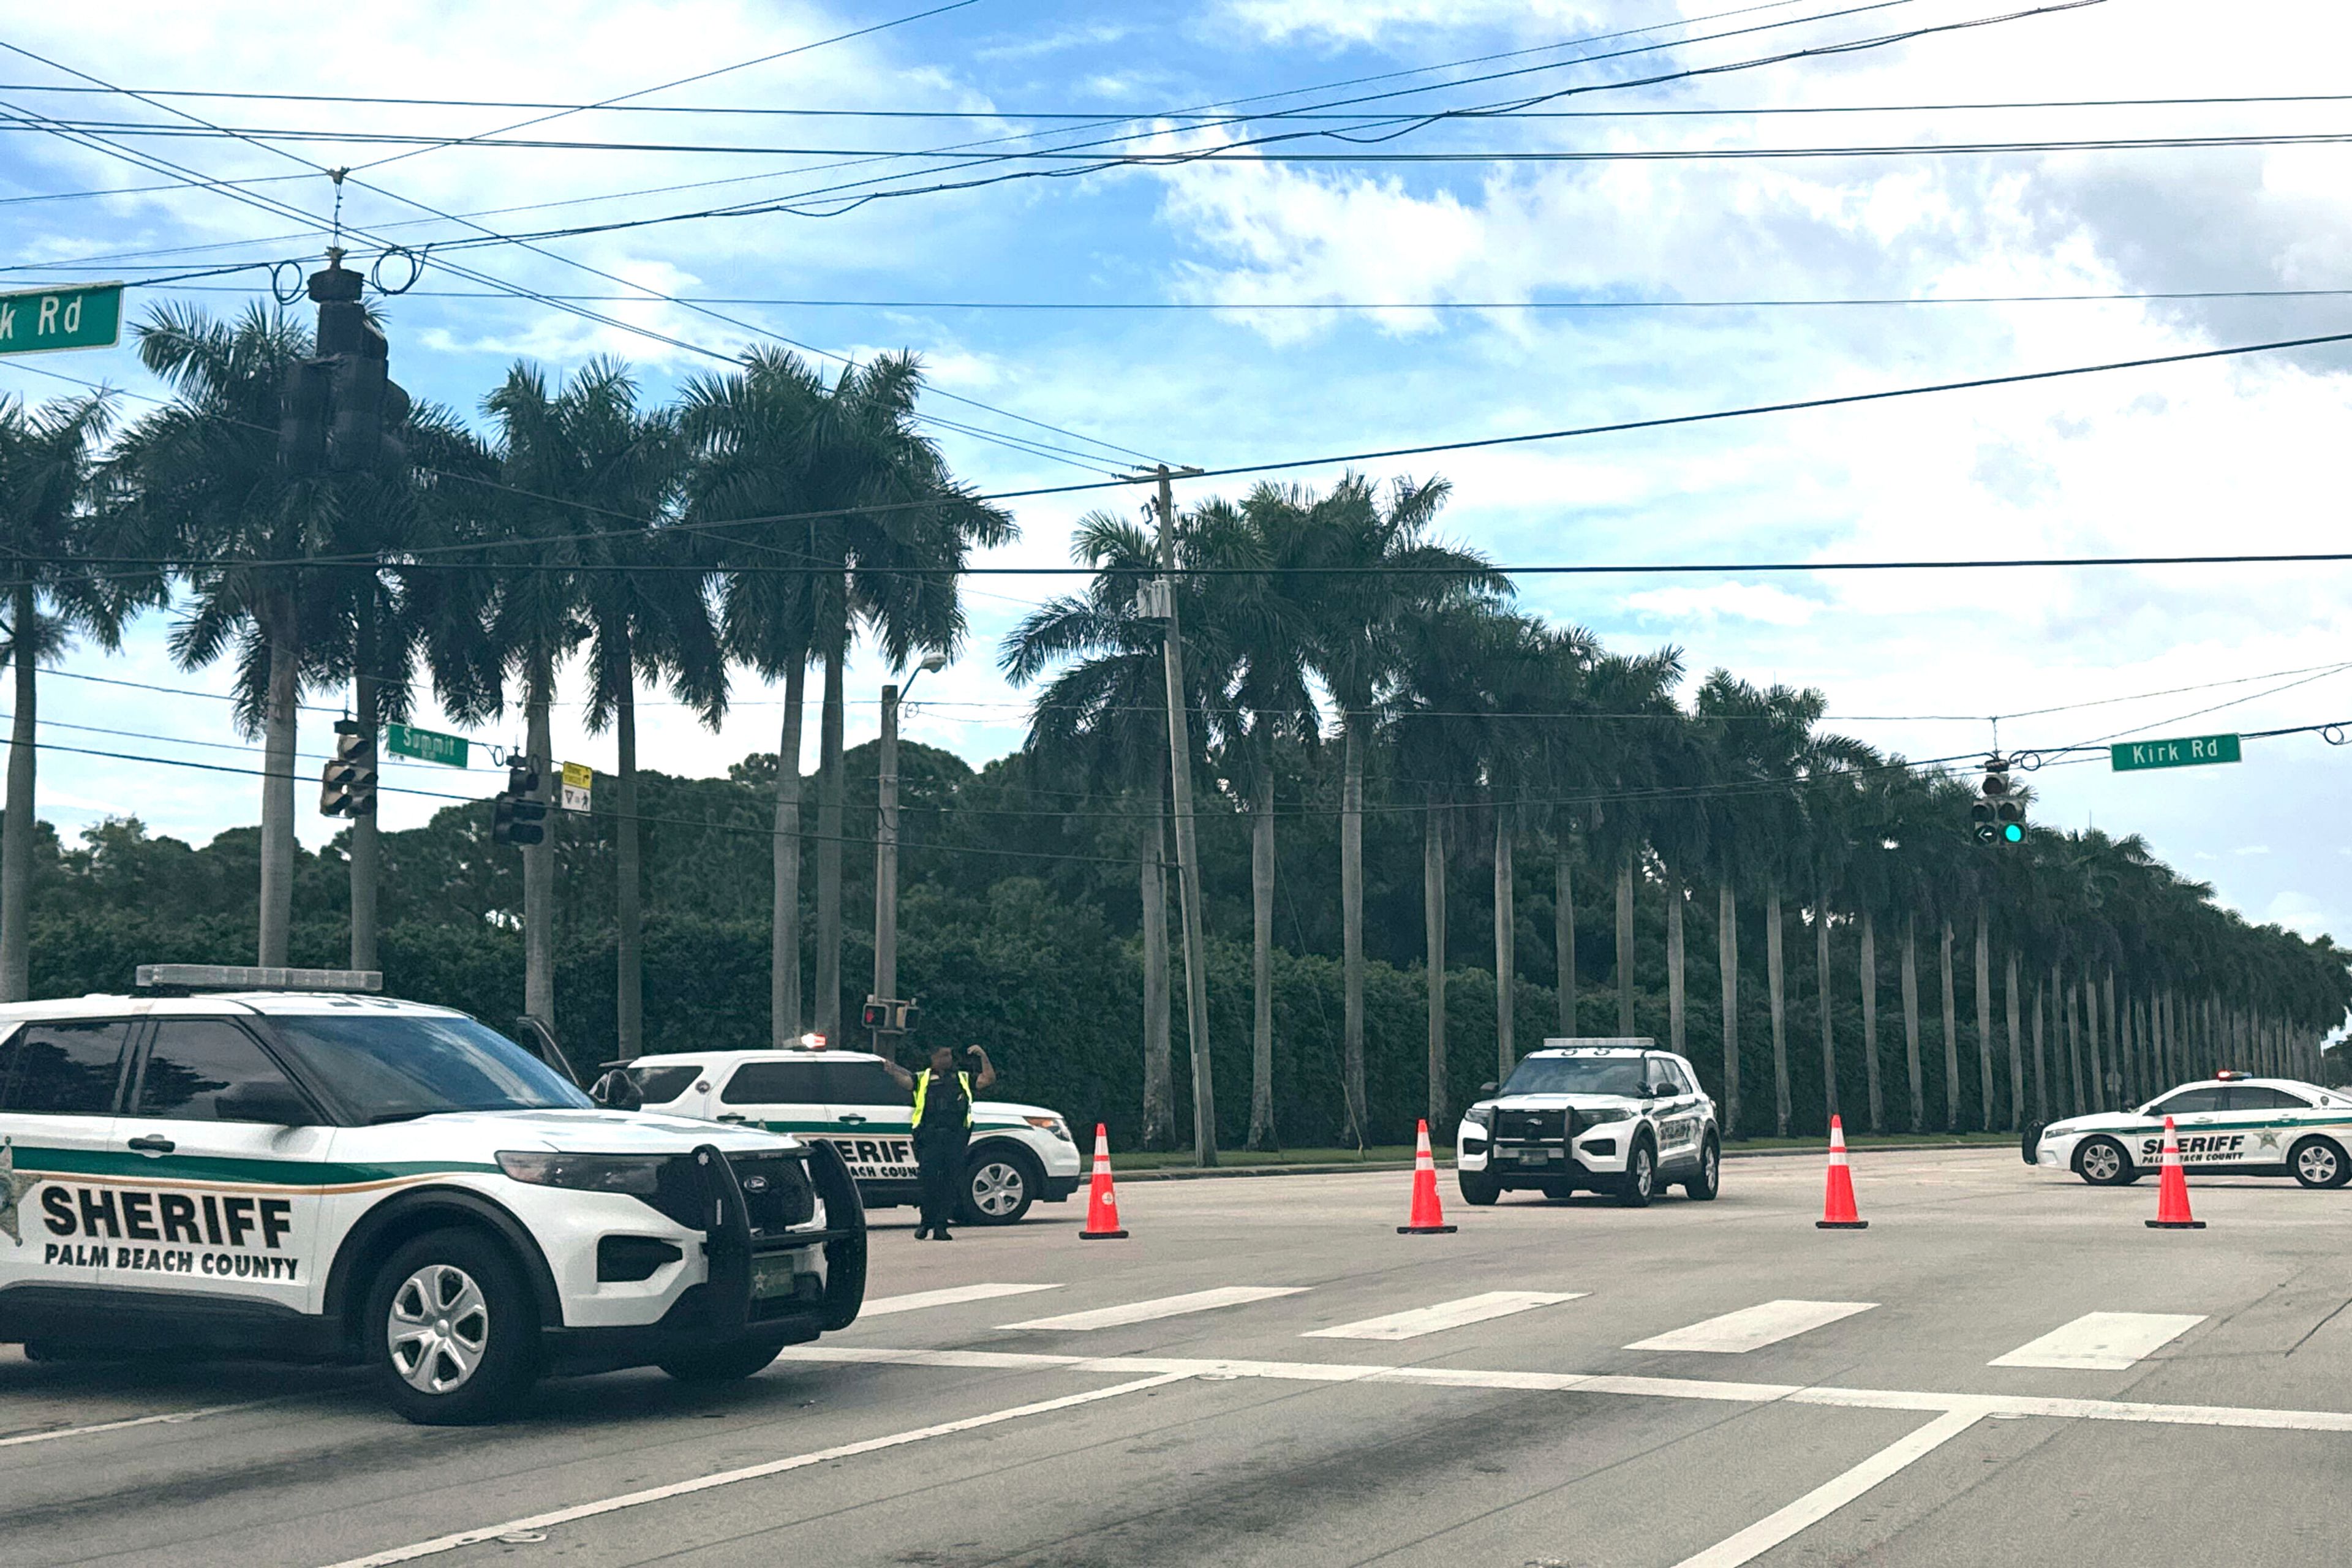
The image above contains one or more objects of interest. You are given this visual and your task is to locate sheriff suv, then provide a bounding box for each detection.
[1454,1040,1721,1207]
[609,1046,1082,1226]
[0,967,866,1425]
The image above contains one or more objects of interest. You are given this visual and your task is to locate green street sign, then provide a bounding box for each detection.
[0,282,123,356]
[2109,733,2241,772]
[385,723,469,768]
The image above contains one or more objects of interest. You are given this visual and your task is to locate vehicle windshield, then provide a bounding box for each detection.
[267,1013,593,1120]
[1500,1056,1648,1097]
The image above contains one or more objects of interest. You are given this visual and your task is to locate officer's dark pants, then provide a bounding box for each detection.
[914,1125,969,1232]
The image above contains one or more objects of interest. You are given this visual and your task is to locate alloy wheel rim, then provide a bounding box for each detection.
[2084,1144,2120,1182]
[388,1263,489,1395]
[2300,1145,2337,1183]
[1634,1150,1653,1196]
[971,1161,1025,1216]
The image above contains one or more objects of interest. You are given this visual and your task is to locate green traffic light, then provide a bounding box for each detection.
[2002,822,2025,843]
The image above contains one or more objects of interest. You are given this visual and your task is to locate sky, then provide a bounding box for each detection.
[2,0,2349,944]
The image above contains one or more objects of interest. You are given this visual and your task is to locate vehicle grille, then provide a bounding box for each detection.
[727,1150,818,1235]
[1495,1108,1570,1143]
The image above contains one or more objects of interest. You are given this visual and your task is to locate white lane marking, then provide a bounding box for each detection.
[1001,1286,1306,1332]
[859,1283,1063,1317]
[315,1371,1191,1568]
[780,1346,2352,1431]
[1667,1408,1983,1568]
[1303,1291,1584,1341]
[0,1396,286,1449]
[1989,1311,2206,1370]
[1627,1300,1878,1354]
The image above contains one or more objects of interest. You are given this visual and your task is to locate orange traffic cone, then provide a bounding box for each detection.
[1816,1114,1868,1229]
[1079,1123,1128,1240]
[2146,1116,2205,1230]
[1398,1119,1457,1234]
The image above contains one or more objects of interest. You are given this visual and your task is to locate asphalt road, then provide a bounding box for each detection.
[8,1146,2352,1568]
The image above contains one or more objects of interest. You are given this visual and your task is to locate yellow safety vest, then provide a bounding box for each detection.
[911,1069,973,1129]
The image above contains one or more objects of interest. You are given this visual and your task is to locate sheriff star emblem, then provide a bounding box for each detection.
[0,1139,40,1246]
[2256,1129,2283,1154]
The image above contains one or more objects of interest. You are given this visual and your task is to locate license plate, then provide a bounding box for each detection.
[1513,1149,1555,1163]
[750,1254,801,1301]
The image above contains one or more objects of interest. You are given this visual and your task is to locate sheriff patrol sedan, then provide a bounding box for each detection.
[2030,1071,2352,1188]
[1454,1039,1721,1207]
[612,1046,1082,1225]
[0,967,865,1424]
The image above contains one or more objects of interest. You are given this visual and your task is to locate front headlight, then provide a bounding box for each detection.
[1025,1115,1074,1143]
[497,1150,676,1195]
[1463,1105,1494,1129]
[1580,1107,1635,1126]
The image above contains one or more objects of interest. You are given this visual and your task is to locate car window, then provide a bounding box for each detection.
[135,1020,304,1122]
[826,1061,911,1106]
[2148,1087,2225,1115]
[0,1020,133,1115]
[1668,1061,1699,1095]
[626,1063,703,1104]
[720,1061,829,1105]
[2225,1086,2310,1110]
[265,1013,589,1120]
[1499,1056,1647,1096]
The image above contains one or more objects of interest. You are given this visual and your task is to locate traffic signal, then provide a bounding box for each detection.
[278,358,331,477]
[1973,757,2026,846]
[318,719,377,818]
[278,261,411,480]
[491,759,548,846]
[859,996,922,1033]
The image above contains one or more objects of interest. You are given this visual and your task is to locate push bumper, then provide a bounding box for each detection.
[1458,1112,1634,1183]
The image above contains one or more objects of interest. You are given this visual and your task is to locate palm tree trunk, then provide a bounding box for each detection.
[1718,881,1740,1137]
[2084,974,2106,1112]
[1860,910,1882,1134]
[1,581,37,1001]
[1615,854,1635,1036]
[523,646,556,1025]
[1665,881,1686,1060]
[349,592,379,974]
[770,658,807,1046]
[615,667,643,1060]
[257,612,300,969]
[2065,976,2084,1114]
[1939,920,1959,1131]
[1556,849,1577,1035]
[1815,889,1838,1124]
[1140,767,1175,1150]
[1494,803,1516,1079]
[1341,714,1367,1145]
[1973,907,1995,1130]
[1248,756,1277,1152]
[814,644,845,1041]
[2032,976,2049,1122]
[1424,804,1447,1129]
[1768,882,1790,1137]
[2004,949,2024,1132]
[1902,914,1924,1131]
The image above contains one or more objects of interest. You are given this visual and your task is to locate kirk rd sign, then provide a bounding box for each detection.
[0,282,122,355]
[2110,733,2242,772]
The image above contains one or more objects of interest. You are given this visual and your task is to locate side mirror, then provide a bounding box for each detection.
[1479,1081,1499,1097]
[589,1069,643,1112]
[1643,1082,1665,1098]
[217,1080,318,1126]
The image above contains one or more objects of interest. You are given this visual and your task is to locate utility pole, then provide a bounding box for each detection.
[872,653,944,1052]
[1147,464,1217,1166]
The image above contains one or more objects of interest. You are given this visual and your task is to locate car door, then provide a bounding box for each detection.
[0,1018,133,1295]
[115,1017,333,1314]
[1646,1055,1697,1166]
[2219,1086,2312,1168]
[2139,1087,2225,1167]
[710,1055,842,1150]
[823,1060,921,1183]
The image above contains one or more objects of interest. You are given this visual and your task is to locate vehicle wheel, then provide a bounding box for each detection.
[1457,1168,1502,1206]
[368,1227,540,1426]
[1539,1177,1578,1202]
[1683,1136,1721,1200]
[2290,1136,2351,1189]
[658,1340,783,1384]
[959,1145,1040,1226]
[1617,1137,1657,1208]
[2075,1136,2136,1187]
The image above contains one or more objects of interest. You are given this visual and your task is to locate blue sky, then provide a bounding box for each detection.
[3,0,2350,943]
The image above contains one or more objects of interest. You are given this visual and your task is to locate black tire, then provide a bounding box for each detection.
[658,1340,784,1384]
[2290,1136,2351,1189]
[366,1227,541,1426]
[1539,1177,1578,1202]
[1683,1135,1721,1200]
[1618,1136,1657,1208]
[958,1144,1041,1226]
[1457,1168,1502,1206]
[2075,1136,2136,1187]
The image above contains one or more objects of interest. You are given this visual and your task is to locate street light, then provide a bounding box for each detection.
[872,652,948,1050]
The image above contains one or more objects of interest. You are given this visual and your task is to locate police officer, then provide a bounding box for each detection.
[883,1043,995,1240]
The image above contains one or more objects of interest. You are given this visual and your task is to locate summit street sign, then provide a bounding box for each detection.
[2110,733,2242,772]
[0,282,123,356]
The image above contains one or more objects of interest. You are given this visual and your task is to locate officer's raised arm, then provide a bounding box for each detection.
[879,1056,914,1090]
[971,1046,997,1091]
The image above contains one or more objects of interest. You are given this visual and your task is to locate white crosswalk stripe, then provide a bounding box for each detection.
[1001,1286,1308,1332]
[1303,1291,1585,1341]
[859,1283,1063,1317]
[1989,1311,2206,1370]
[1626,1299,1877,1354]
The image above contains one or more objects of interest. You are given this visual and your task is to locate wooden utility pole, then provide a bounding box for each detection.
[1149,466,1217,1165]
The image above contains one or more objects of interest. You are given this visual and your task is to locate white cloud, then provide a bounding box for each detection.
[1624,582,1820,627]
[1215,0,1600,45]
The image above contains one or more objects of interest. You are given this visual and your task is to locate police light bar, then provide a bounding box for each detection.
[800,1031,827,1050]
[135,964,383,993]
[2214,1069,2245,1080]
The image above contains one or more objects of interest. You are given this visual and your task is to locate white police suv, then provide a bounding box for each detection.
[2029,1071,2352,1188]
[608,1045,1082,1225]
[1455,1039,1721,1207]
[0,967,865,1424]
